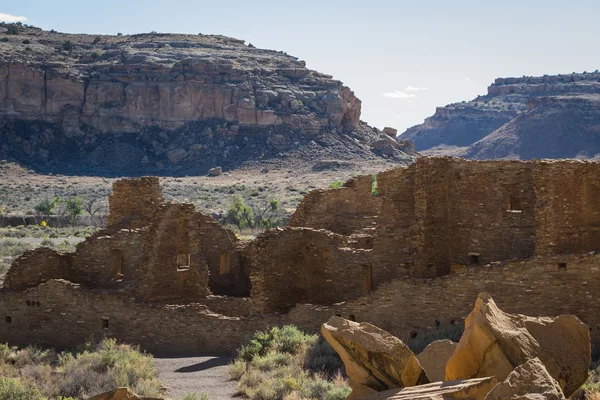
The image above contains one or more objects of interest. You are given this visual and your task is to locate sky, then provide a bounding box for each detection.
[2,1,600,133]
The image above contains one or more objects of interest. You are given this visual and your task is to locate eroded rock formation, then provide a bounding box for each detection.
[0,24,413,173]
[416,340,457,382]
[88,387,162,400]
[445,293,591,398]
[401,71,600,160]
[321,316,429,399]
[360,377,498,400]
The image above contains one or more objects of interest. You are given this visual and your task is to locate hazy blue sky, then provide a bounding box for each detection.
[3,1,600,132]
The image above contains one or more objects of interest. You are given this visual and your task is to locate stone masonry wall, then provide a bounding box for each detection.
[288,174,381,236]
[107,177,164,228]
[248,227,372,313]
[3,248,73,290]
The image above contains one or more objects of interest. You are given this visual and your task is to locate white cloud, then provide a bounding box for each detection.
[404,86,427,91]
[382,91,416,99]
[0,13,28,23]
[465,77,471,81]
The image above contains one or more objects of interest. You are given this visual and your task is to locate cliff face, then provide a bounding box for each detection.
[0,24,409,173]
[401,72,600,159]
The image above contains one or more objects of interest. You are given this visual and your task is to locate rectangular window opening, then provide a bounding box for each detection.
[220,251,230,274]
[5,316,11,323]
[110,249,123,277]
[102,318,109,329]
[469,254,480,265]
[558,262,567,270]
[177,253,191,271]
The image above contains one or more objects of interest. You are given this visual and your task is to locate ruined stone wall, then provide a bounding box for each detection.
[289,175,381,236]
[69,228,148,287]
[3,248,73,290]
[248,227,372,313]
[195,213,249,296]
[329,253,600,348]
[0,280,278,354]
[533,160,600,256]
[107,177,164,228]
[372,158,600,279]
[135,204,210,302]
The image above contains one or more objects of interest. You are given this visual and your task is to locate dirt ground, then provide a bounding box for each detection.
[154,355,237,400]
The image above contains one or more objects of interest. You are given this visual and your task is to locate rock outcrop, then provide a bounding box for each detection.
[484,358,566,400]
[359,377,498,400]
[0,23,413,173]
[445,293,591,398]
[416,339,457,382]
[400,71,600,160]
[321,316,429,399]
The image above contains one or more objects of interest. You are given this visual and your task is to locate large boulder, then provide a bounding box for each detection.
[87,387,163,400]
[416,339,458,382]
[359,377,498,400]
[321,316,429,399]
[445,293,590,398]
[484,358,566,400]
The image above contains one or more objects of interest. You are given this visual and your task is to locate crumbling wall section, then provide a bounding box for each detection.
[0,280,278,354]
[107,177,164,228]
[534,160,600,255]
[195,213,249,296]
[135,204,210,302]
[69,228,149,287]
[248,227,372,313]
[288,175,381,236]
[3,248,73,290]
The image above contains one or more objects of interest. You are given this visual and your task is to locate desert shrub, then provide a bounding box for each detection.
[92,36,101,44]
[0,338,160,399]
[328,180,343,189]
[0,378,47,400]
[62,40,74,52]
[40,238,53,247]
[6,25,19,35]
[231,326,349,400]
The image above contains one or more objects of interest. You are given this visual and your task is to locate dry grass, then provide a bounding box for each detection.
[230,326,350,400]
[0,338,161,400]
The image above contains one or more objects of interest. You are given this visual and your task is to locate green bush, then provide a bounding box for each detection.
[329,180,343,189]
[6,25,19,35]
[231,326,348,400]
[0,378,47,400]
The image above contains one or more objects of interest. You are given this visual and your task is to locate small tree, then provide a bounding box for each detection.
[226,194,254,232]
[65,196,85,224]
[329,180,343,189]
[62,40,74,52]
[83,196,105,226]
[6,25,19,35]
[34,196,60,222]
[251,198,280,229]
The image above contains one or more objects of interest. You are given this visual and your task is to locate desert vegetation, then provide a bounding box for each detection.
[229,325,350,400]
[0,338,161,399]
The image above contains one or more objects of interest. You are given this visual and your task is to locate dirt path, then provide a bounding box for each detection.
[154,356,238,400]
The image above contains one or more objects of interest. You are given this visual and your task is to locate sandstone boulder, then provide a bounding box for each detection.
[416,339,457,382]
[484,358,566,400]
[445,293,590,398]
[87,387,163,400]
[208,166,223,176]
[321,316,429,399]
[166,148,187,163]
[360,377,498,400]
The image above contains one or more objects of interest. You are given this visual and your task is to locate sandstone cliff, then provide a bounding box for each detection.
[0,23,412,173]
[401,71,600,160]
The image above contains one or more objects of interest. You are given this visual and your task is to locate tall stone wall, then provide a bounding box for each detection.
[289,175,381,236]
[135,204,210,302]
[107,177,164,228]
[533,160,600,256]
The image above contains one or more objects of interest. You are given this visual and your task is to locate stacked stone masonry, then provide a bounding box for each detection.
[3,157,600,354]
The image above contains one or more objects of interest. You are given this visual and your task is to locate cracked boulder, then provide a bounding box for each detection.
[321,316,429,399]
[484,357,566,400]
[445,293,590,398]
